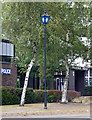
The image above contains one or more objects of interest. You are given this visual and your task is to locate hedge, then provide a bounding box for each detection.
[34,90,62,103]
[67,90,80,102]
[2,86,35,105]
[1,86,80,105]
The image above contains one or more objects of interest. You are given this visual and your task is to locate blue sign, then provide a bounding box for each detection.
[1,69,11,74]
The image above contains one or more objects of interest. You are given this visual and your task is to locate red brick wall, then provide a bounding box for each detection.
[0,63,17,88]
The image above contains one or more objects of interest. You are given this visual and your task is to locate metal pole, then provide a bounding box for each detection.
[44,24,47,109]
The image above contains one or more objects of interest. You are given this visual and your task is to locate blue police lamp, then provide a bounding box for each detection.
[41,10,50,24]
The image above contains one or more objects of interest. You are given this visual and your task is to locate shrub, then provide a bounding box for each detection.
[2,86,19,105]
[34,90,44,102]
[34,90,62,103]
[16,88,23,98]
[67,90,80,102]
[1,86,80,105]
[47,94,54,102]
[39,84,44,90]
[2,87,34,105]
[34,90,79,103]
[47,90,62,102]
[25,88,36,104]
[84,86,92,96]
[16,88,35,104]
[17,81,20,88]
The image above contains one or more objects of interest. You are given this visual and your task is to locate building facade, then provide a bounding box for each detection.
[85,68,92,86]
[0,39,17,88]
[54,67,92,95]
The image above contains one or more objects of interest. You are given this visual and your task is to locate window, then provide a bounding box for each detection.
[90,69,92,76]
[0,56,11,63]
[0,41,14,57]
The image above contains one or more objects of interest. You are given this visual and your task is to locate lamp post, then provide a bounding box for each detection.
[41,10,50,109]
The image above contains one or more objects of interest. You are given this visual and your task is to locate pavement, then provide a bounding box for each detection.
[0,103,91,119]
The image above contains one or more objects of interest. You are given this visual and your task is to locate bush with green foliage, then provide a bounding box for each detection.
[2,86,80,105]
[34,90,79,103]
[47,90,62,102]
[25,89,38,103]
[84,86,92,96]
[34,90,44,102]
[17,81,20,88]
[2,87,35,105]
[2,86,19,105]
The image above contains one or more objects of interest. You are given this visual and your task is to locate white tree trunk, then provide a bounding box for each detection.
[20,43,36,106]
[61,30,70,103]
[20,57,35,106]
[61,64,69,103]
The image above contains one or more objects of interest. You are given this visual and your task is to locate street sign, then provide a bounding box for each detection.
[1,68,11,74]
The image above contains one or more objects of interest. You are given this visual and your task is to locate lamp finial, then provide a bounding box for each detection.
[44,10,46,14]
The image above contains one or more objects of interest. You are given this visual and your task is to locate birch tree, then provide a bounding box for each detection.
[49,2,90,103]
[2,2,43,106]
[20,43,36,106]
[2,2,61,105]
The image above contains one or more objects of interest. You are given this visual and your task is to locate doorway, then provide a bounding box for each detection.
[75,70,85,95]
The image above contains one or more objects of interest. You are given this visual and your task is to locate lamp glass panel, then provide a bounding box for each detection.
[42,18,44,23]
[41,17,45,24]
[46,18,48,23]
[45,16,50,24]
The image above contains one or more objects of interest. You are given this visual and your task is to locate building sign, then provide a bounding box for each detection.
[1,68,11,74]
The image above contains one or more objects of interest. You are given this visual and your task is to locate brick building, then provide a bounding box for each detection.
[0,39,17,88]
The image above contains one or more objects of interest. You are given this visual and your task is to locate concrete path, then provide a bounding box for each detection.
[2,114,90,118]
[1,103,91,119]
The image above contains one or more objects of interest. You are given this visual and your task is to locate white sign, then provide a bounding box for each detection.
[1,69,11,74]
